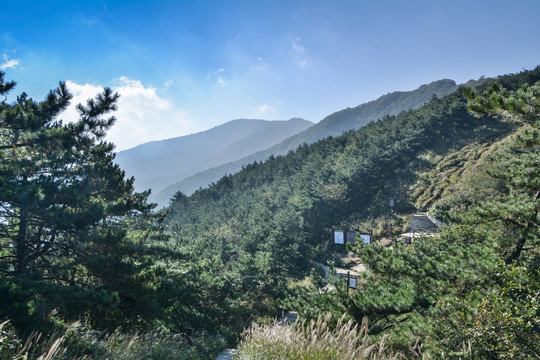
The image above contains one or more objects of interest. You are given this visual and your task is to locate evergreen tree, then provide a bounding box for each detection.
[465,81,540,263]
[0,72,154,330]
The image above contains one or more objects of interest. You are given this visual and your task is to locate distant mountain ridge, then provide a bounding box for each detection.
[152,79,457,205]
[115,118,313,197]
[294,79,458,144]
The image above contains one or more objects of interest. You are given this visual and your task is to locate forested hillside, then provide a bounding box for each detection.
[285,76,540,358]
[165,67,539,358]
[165,72,529,262]
[1,67,538,359]
[153,79,457,204]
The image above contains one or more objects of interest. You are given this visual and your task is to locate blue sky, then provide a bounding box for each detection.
[2,0,540,150]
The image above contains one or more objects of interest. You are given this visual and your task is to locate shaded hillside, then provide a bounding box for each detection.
[154,79,457,205]
[115,118,313,197]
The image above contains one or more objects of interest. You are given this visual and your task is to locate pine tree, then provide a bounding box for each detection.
[0,72,155,329]
[465,81,540,263]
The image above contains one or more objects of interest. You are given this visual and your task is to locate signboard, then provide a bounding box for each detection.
[348,277,357,289]
[346,231,356,246]
[334,230,345,245]
[360,233,371,245]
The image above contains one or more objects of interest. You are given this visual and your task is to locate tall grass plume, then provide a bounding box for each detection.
[235,313,405,360]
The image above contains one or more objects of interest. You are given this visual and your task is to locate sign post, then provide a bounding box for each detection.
[334,227,371,246]
[386,221,393,240]
[347,271,357,294]
[346,230,356,246]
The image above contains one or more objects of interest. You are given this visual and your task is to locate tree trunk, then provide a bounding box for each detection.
[15,209,28,274]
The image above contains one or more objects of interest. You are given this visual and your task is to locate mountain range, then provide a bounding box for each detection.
[148,79,457,206]
[115,117,313,199]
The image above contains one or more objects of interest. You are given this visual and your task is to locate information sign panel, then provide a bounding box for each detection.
[348,277,357,289]
[346,231,356,245]
[334,230,345,245]
[360,233,371,245]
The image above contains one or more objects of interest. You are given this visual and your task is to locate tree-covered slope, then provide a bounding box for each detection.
[155,79,457,205]
[282,75,540,358]
[165,71,535,246]
[160,68,540,347]
[294,78,458,143]
[115,118,313,199]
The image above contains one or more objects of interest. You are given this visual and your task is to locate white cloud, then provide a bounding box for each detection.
[257,104,272,114]
[61,77,191,151]
[0,54,20,70]
[289,36,310,68]
[61,81,105,124]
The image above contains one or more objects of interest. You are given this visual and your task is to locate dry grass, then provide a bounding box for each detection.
[1,320,74,360]
[235,314,405,360]
[0,320,223,360]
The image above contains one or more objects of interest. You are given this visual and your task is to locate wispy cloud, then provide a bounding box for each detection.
[207,68,227,86]
[217,76,228,87]
[79,16,99,26]
[257,104,273,114]
[291,37,306,54]
[61,77,191,151]
[289,36,310,68]
[0,54,20,70]
[206,68,228,87]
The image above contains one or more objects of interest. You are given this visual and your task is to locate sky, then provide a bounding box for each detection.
[1,0,540,151]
